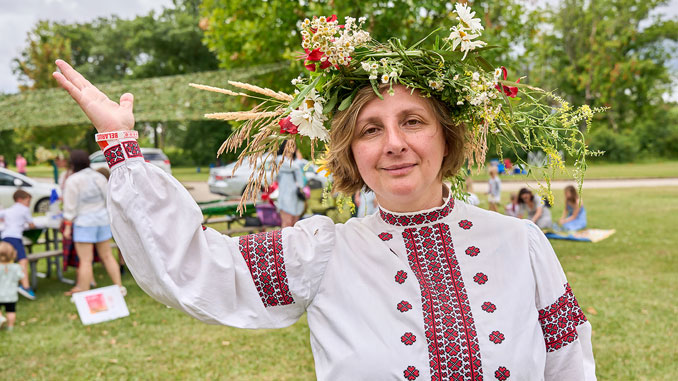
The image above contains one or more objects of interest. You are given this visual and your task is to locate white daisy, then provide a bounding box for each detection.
[455,3,484,33]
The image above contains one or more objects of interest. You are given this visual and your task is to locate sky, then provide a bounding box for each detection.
[0,0,677,96]
[0,0,174,94]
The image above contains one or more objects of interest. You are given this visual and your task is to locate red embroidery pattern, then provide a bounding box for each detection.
[403,366,420,380]
[395,270,408,284]
[401,332,417,345]
[538,283,587,352]
[465,246,480,257]
[379,232,393,241]
[489,330,505,344]
[380,198,454,227]
[473,272,488,285]
[403,223,483,380]
[201,225,207,231]
[495,367,511,380]
[458,219,473,230]
[104,144,125,168]
[122,140,143,158]
[397,300,413,313]
[481,302,496,313]
[238,231,294,307]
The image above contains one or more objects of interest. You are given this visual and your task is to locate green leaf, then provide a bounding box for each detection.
[289,74,323,110]
[323,90,339,113]
[370,78,384,100]
[338,86,360,111]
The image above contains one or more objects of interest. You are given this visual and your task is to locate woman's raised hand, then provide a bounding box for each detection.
[53,59,135,133]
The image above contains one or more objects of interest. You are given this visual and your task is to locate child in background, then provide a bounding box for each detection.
[504,193,520,217]
[0,190,36,300]
[464,178,480,206]
[559,185,587,231]
[487,166,501,212]
[0,242,24,331]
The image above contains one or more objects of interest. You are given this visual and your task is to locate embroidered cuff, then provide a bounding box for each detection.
[103,139,144,169]
[538,283,587,352]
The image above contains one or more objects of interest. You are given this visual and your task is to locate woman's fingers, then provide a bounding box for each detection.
[55,59,91,90]
[52,71,82,104]
[119,93,134,113]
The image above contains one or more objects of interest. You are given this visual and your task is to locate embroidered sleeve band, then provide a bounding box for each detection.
[239,231,294,307]
[103,139,144,168]
[538,283,588,352]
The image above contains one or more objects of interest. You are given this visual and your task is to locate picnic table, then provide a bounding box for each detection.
[1,215,73,290]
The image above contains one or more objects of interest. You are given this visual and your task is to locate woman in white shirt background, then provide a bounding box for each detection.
[62,150,122,296]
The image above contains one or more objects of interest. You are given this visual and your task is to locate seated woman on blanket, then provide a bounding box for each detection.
[517,188,554,230]
[559,185,587,231]
[53,9,596,380]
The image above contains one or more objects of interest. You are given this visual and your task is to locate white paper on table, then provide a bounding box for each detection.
[72,285,129,325]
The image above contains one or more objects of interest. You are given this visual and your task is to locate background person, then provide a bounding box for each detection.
[517,187,553,229]
[487,166,501,212]
[276,142,306,228]
[0,155,6,168]
[0,242,24,331]
[559,185,587,231]
[0,190,36,300]
[15,154,27,176]
[62,150,122,296]
[504,193,520,217]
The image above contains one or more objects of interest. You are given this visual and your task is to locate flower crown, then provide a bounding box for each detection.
[190,4,604,209]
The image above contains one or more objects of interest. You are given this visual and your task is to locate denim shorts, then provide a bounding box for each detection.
[73,225,113,243]
[2,237,26,261]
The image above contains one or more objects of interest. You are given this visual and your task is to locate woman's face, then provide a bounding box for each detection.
[520,192,532,203]
[350,85,448,212]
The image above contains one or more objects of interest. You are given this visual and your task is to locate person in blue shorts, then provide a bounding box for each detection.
[62,150,123,296]
[0,190,36,300]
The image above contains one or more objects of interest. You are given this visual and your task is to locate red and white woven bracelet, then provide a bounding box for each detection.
[95,130,138,149]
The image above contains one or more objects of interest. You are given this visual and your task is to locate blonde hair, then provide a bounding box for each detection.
[326,84,466,195]
[0,242,17,264]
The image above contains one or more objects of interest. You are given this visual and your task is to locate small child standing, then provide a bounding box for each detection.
[504,193,520,217]
[0,190,36,300]
[487,166,502,212]
[0,242,24,331]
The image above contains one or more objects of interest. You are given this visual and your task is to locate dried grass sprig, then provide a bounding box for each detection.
[204,110,283,121]
[228,81,294,102]
[188,83,245,97]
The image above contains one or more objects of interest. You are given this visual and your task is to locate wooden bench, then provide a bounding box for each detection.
[27,249,72,290]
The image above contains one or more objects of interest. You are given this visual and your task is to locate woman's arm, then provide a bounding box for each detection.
[54,60,334,328]
[531,205,543,223]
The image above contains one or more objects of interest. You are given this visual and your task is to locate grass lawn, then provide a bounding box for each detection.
[2,187,676,380]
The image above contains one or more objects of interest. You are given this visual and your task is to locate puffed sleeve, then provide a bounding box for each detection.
[526,221,596,381]
[107,151,335,329]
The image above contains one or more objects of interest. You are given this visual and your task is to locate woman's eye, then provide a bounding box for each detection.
[405,119,421,126]
[363,127,379,136]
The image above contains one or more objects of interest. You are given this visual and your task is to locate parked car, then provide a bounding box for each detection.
[208,157,330,197]
[89,148,172,175]
[0,167,59,213]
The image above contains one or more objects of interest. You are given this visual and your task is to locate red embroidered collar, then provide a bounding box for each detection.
[379,196,455,227]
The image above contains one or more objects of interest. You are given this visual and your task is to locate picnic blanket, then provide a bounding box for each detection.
[545,229,616,243]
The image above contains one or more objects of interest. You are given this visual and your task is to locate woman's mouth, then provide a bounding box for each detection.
[382,163,416,175]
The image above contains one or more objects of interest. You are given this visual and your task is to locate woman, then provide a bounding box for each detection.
[517,188,553,229]
[54,58,594,379]
[62,150,122,296]
[276,142,306,228]
[559,185,587,231]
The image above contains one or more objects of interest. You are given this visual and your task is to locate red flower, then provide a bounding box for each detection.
[495,66,520,98]
[279,116,298,135]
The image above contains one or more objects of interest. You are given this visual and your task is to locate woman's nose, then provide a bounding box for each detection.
[384,123,407,154]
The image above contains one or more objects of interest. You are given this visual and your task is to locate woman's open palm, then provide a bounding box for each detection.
[53,59,135,133]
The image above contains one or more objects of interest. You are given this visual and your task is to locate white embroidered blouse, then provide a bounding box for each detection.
[106,140,596,381]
